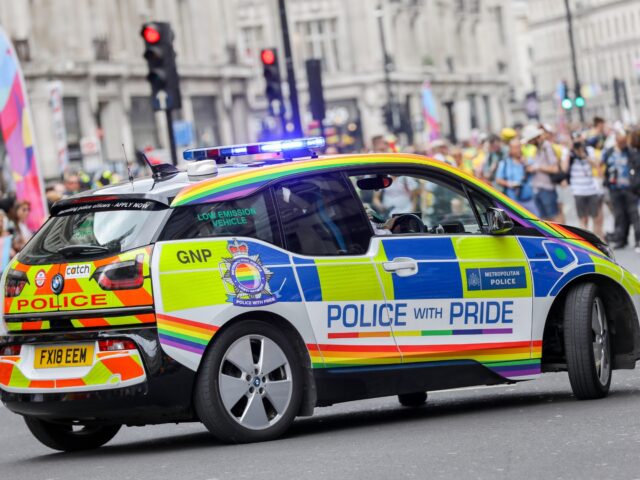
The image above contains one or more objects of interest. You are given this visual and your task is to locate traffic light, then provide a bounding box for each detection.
[261,48,284,117]
[561,81,572,110]
[141,22,181,111]
[305,59,326,122]
[574,84,585,108]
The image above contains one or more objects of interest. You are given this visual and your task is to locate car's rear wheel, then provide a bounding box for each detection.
[398,392,427,407]
[194,320,303,443]
[563,282,612,399]
[24,417,121,451]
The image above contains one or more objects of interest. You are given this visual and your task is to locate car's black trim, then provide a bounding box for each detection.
[1,326,196,426]
[313,361,510,407]
[4,306,154,321]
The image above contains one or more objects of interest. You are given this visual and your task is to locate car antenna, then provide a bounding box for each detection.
[122,143,134,189]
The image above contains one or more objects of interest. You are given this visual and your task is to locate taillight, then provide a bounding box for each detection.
[0,345,21,356]
[5,269,29,297]
[98,339,136,352]
[92,254,145,290]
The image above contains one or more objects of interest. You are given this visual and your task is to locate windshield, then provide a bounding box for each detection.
[20,201,169,265]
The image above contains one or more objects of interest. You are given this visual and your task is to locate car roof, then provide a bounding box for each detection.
[171,153,458,206]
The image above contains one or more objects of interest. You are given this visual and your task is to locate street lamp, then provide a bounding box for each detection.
[375,4,401,134]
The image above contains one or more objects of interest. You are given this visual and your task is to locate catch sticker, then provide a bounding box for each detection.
[65,264,92,279]
[466,267,527,291]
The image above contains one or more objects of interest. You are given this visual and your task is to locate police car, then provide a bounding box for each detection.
[1,137,639,451]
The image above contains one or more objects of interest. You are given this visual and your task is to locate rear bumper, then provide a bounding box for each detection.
[0,326,197,425]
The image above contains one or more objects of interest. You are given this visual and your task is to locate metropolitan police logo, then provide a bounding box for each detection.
[51,274,64,294]
[468,271,481,290]
[220,239,277,307]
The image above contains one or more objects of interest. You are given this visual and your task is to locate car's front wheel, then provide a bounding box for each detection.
[194,320,303,443]
[24,417,121,451]
[563,282,612,399]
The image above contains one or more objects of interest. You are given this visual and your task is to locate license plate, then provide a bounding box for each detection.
[34,344,95,369]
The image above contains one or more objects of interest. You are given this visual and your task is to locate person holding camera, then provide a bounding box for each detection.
[603,130,640,251]
[496,138,538,215]
[568,138,603,239]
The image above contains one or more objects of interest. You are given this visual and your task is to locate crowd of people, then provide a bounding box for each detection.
[361,117,640,252]
[0,169,119,267]
[1,116,639,267]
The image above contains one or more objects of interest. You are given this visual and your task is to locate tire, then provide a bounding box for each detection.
[398,392,427,407]
[194,319,303,443]
[563,282,612,399]
[24,417,121,452]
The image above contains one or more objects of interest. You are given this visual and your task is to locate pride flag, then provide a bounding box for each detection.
[421,81,441,141]
[0,28,47,231]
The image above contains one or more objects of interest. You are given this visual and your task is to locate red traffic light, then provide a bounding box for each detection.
[261,49,276,65]
[142,25,161,44]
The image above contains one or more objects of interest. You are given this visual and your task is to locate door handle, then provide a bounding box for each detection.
[383,257,418,277]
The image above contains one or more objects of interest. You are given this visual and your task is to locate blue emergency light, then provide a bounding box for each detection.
[183,137,325,162]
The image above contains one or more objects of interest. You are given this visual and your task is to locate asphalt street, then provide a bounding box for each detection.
[1,227,639,480]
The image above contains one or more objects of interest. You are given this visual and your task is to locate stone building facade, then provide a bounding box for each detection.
[526,0,640,125]
[0,0,515,179]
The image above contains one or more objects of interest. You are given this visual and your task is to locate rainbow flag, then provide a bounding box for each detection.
[0,28,47,231]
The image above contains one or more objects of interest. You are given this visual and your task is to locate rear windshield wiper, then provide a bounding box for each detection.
[56,245,110,256]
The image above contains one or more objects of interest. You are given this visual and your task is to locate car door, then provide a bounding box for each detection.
[273,172,402,368]
[349,169,537,380]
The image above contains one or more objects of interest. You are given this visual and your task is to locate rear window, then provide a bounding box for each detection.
[20,200,169,265]
[160,191,280,244]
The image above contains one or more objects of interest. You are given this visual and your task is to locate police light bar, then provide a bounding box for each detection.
[183,137,325,162]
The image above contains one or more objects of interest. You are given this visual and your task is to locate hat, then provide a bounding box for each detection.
[500,128,517,142]
[521,124,543,144]
[430,139,447,149]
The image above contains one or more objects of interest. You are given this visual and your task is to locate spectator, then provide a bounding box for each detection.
[430,139,455,166]
[479,134,505,185]
[495,138,537,214]
[371,135,391,153]
[587,116,608,150]
[603,130,640,250]
[451,146,473,174]
[0,210,15,273]
[372,175,420,217]
[63,173,81,196]
[9,200,32,252]
[522,124,561,222]
[568,139,604,238]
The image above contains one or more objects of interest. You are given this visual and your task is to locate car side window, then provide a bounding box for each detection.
[160,191,279,244]
[350,172,483,234]
[274,172,371,256]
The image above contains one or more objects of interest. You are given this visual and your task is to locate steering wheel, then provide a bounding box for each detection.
[391,214,426,234]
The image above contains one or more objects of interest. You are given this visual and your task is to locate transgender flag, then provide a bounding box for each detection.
[0,28,47,231]
[421,81,441,141]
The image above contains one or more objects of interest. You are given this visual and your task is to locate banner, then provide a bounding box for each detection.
[48,81,69,172]
[0,28,47,231]
[421,81,440,141]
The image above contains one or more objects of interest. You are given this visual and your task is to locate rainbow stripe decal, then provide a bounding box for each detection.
[328,328,513,339]
[171,154,602,255]
[308,340,541,379]
[157,313,219,355]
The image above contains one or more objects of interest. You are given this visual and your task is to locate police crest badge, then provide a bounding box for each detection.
[220,239,277,306]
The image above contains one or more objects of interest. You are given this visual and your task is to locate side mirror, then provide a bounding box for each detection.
[486,208,514,234]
